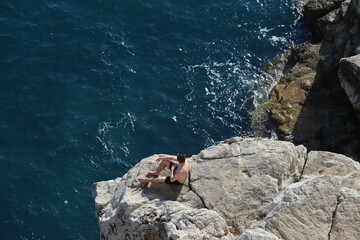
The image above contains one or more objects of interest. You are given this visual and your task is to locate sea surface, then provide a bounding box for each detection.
[0,0,310,239]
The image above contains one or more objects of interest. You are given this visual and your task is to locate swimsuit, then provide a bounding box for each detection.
[165,161,183,185]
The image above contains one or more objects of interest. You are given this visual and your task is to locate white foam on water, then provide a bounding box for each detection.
[184,55,263,140]
[259,27,274,38]
[269,35,288,45]
[96,112,137,165]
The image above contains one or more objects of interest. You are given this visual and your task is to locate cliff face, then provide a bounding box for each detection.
[91,1,360,238]
[91,138,360,240]
[253,0,360,160]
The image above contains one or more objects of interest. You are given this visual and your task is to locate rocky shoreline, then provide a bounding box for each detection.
[252,0,360,160]
[91,1,360,239]
[91,137,360,239]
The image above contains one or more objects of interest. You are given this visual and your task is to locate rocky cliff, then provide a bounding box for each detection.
[91,138,360,239]
[91,1,360,238]
[252,0,360,160]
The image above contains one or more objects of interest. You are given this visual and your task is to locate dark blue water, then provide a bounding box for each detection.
[0,0,309,239]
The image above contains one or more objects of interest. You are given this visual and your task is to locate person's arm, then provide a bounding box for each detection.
[169,165,183,182]
[170,164,175,179]
[155,155,177,163]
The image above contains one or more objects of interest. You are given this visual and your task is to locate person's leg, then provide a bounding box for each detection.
[148,160,171,176]
[138,176,166,183]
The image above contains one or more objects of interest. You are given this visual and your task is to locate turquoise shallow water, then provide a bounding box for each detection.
[0,0,309,239]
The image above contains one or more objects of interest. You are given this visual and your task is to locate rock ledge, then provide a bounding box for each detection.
[91,138,360,239]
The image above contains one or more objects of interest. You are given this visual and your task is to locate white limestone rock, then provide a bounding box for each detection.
[159,202,232,240]
[92,138,307,239]
[235,173,360,240]
[92,154,231,240]
[91,138,360,240]
[264,175,341,240]
[329,188,360,240]
[197,137,307,188]
[340,170,360,190]
[91,177,122,218]
[235,228,281,240]
[190,138,306,232]
[302,151,360,179]
[115,201,232,240]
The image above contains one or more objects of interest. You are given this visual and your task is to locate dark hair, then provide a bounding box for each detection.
[177,152,186,163]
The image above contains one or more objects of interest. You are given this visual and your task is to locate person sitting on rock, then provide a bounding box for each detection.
[138,152,190,185]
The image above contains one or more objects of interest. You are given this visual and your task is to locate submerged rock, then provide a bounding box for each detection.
[91,138,360,239]
[270,43,321,135]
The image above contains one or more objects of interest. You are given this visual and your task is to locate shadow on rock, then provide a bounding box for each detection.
[139,180,184,202]
[254,0,360,161]
[291,57,360,159]
[257,41,360,161]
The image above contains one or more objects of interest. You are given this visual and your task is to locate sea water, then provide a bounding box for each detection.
[0,0,310,239]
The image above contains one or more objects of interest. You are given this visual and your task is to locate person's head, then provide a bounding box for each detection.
[177,152,186,163]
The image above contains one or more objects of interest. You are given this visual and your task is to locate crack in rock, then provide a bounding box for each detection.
[328,194,341,240]
[299,151,309,181]
[188,171,208,209]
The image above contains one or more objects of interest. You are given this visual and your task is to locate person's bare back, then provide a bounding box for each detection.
[172,159,189,184]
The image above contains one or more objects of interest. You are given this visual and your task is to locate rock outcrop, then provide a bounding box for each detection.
[302,150,360,179]
[189,138,306,233]
[303,0,345,22]
[339,54,360,112]
[91,138,360,239]
[264,175,341,240]
[329,188,360,240]
[254,0,360,160]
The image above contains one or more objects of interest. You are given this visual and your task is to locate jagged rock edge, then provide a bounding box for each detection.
[199,153,254,161]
